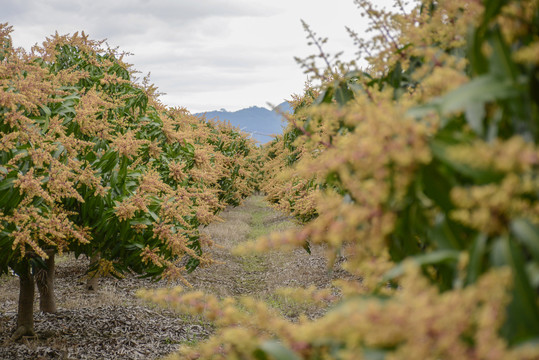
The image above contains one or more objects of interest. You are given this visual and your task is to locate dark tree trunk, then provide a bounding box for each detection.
[36,249,57,313]
[12,265,35,340]
[86,253,100,291]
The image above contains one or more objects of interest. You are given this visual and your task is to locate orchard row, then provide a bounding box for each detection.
[0,25,260,339]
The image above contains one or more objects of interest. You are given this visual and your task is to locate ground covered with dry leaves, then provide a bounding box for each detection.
[0,196,344,359]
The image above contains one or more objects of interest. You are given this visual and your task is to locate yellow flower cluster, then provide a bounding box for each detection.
[74,88,115,139]
[446,137,539,234]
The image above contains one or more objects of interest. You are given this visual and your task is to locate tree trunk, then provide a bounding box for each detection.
[12,265,35,340]
[36,249,57,313]
[86,253,100,291]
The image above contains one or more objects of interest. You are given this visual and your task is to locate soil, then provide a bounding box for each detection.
[0,196,344,359]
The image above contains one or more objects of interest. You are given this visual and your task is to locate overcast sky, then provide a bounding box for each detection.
[3,0,397,113]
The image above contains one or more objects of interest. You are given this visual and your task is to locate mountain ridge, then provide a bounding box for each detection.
[195,101,292,144]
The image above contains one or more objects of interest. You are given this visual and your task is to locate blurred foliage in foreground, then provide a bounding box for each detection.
[142,0,539,359]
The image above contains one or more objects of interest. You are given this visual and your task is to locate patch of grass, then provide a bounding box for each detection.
[242,196,297,237]
[201,207,251,245]
[246,197,292,241]
[239,254,267,273]
[247,220,270,240]
[264,293,315,320]
[268,219,296,232]
[233,253,269,293]
[227,196,300,295]
[178,337,199,347]
[162,337,182,345]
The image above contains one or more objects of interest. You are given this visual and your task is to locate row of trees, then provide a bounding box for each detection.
[142,0,539,358]
[0,25,258,339]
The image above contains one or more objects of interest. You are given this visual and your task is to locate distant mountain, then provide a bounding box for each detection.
[195,101,292,144]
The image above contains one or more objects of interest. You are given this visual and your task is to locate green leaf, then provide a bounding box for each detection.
[253,349,270,360]
[465,233,487,285]
[388,61,403,89]
[124,243,144,251]
[496,235,539,344]
[464,102,486,135]
[130,218,152,226]
[148,210,159,222]
[315,86,334,105]
[407,74,521,120]
[421,162,454,212]
[444,75,519,112]
[0,176,15,192]
[334,81,354,106]
[482,0,510,28]
[510,218,539,263]
[258,340,301,360]
[362,348,388,360]
[430,140,503,183]
[526,263,539,288]
[467,25,488,75]
[427,217,463,251]
[488,27,518,81]
[490,237,506,267]
[383,250,460,281]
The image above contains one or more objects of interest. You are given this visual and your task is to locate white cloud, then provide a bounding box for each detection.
[4,0,399,113]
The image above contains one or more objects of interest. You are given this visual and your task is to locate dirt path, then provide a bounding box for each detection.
[185,196,338,318]
[0,196,337,359]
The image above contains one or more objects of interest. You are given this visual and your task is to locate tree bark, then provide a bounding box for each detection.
[86,253,100,291]
[12,265,35,340]
[36,249,57,313]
